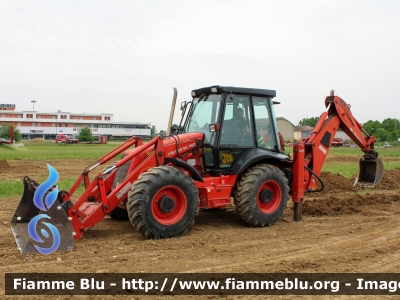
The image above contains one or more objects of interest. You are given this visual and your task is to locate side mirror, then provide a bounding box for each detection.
[180,101,187,116]
[209,123,220,132]
[170,124,184,135]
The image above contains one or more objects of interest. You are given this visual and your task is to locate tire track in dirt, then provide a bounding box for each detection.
[182,210,400,273]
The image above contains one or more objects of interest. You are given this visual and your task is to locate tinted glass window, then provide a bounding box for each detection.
[220,96,254,147]
[185,95,220,143]
[252,97,277,150]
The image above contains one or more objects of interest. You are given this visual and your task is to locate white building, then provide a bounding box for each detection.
[0,104,151,140]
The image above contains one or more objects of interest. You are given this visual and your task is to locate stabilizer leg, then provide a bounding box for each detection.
[293,201,303,222]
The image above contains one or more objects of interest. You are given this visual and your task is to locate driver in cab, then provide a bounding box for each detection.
[234,108,270,148]
[234,108,251,134]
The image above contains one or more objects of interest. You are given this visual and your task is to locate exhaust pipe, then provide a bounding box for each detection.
[10,176,74,254]
[166,87,178,136]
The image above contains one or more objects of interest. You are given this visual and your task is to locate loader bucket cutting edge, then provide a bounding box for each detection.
[354,157,384,187]
[10,176,74,254]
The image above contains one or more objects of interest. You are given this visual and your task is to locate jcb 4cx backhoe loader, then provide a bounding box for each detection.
[11,86,384,253]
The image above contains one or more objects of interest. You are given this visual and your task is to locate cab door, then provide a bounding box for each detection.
[184,94,221,170]
[251,96,280,151]
[217,95,255,169]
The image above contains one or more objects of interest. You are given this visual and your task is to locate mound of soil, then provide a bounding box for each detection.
[348,168,400,191]
[315,169,400,197]
[30,138,45,143]
[318,172,357,194]
[0,159,10,170]
[303,169,400,217]
[303,193,400,216]
[375,168,400,190]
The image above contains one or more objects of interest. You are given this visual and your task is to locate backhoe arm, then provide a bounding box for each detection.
[291,92,384,221]
[325,95,377,156]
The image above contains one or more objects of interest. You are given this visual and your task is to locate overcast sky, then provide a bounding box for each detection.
[1,0,399,130]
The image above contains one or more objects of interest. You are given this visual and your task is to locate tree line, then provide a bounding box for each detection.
[0,123,21,142]
[2,118,400,144]
[298,117,400,142]
[0,123,94,143]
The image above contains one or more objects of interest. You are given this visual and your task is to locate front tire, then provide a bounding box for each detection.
[127,166,199,239]
[234,164,289,227]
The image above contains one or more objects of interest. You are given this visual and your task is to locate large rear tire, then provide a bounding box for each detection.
[234,164,289,227]
[127,166,199,239]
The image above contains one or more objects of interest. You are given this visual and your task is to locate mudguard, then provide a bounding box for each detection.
[230,148,289,175]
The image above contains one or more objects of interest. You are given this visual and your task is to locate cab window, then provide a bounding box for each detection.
[185,94,220,144]
[220,96,254,147]
[252,97,278,150]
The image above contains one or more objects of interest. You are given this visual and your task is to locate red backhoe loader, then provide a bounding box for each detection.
[11,86,384,253]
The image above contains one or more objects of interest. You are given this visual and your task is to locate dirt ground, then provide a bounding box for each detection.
[1,156,400,299]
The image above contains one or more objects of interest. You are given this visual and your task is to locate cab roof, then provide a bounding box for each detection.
[191,85,276,98]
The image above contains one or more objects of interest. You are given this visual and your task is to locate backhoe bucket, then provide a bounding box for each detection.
[10,177,74,254]
[354,157,384,187]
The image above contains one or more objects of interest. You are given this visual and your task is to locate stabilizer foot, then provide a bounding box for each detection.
[293,201,303,222]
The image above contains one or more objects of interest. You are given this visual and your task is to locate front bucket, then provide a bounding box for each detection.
[10,177,74,254]
[354,157,384,187]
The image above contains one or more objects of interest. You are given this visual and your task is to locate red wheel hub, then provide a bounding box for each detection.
[152,186,187,225]
[257,180,281,214]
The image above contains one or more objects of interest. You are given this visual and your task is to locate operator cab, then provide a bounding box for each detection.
[181,85,287,176]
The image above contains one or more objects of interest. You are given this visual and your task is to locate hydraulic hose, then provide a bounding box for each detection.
[304,166,325,193]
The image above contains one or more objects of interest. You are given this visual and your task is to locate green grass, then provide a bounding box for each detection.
[0,141,125,160]
[1,142,399,198]
[1,142,124,199]
[328,146,400,157]
[322,158,400,177]
[321,164,359,178]
[322,146,400,178]
[0,180,24,198]
[0,177,86,199]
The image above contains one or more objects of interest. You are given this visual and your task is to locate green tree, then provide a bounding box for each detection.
[362,120,381,136]
[77,127,94,142]
[375,128,390,142]
[381,118,400,141]
[381,118,400,131]
[363,118,400,142]
[298,117,319,127]
[0,123,21,142]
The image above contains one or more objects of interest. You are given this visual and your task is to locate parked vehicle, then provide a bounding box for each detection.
[55,134,79,144]
[0,137,12,145]
[331,138,344,147]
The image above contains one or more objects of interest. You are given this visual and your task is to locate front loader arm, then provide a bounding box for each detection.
[66,133,204,240]
[291,92,383,221]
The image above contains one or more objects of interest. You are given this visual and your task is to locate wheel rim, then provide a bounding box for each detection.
[257,180,282,214]
[151,186,187,225]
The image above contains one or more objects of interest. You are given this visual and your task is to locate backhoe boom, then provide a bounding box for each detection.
[291,92,384,221]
